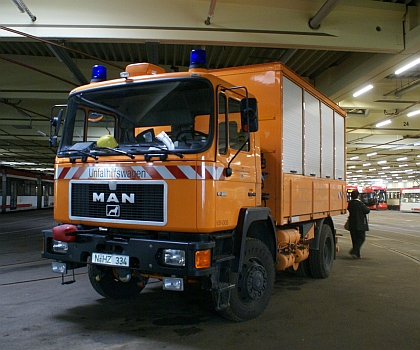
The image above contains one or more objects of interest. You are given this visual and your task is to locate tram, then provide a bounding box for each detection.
[360,185,388,210]
[386,188,401,210]
[0,167,54,212]
[400,188,420,213]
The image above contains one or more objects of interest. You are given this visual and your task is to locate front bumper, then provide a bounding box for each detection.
[42,228,215,277]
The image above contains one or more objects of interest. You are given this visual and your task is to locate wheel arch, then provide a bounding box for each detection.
[310,216,336,258]
[232,207,276,273]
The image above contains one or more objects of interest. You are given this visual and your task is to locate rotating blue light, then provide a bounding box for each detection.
[91,65,107,82]
[189,49,207,69]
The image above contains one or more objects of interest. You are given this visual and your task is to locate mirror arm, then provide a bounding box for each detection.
[225,136,249,177]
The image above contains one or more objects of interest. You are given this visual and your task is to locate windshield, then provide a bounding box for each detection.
[59,78,214,158]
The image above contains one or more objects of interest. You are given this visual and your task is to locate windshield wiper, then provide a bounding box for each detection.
[93,146,135,159]
[58,142,98,162]
[60,149,98,161]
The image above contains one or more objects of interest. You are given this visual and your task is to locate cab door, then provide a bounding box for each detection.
[215,91,258,230]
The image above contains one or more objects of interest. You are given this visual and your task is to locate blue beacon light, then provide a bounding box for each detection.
[91,65,107,82]
[189,49,207,69]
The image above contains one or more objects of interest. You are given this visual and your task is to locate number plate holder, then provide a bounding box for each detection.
[91,252,129,267]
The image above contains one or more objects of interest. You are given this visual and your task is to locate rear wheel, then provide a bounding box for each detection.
[216,238,275,322]
[88,264,147,299]
[289,258,312,277]
[309,224,334,278]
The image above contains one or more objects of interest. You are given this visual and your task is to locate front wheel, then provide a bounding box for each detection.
[309,224,334,278]
[88,264,147,299]
[216,238,275,322]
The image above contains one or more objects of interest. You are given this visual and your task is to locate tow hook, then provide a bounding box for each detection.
[114,268,132,282]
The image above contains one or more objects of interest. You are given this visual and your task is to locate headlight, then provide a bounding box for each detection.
[52,240,68,253]
[162,249,185,267]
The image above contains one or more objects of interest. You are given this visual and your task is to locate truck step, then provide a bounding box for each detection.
[212,283,235,310]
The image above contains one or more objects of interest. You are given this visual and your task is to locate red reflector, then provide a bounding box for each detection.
[52,225,77,242]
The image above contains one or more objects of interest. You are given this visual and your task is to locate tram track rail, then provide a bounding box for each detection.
[0,272,88,287]
[0,256,88,287]
[369,243,420,264]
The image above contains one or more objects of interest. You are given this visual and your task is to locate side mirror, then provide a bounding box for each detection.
[49,106,66,149]
[240,97,258,132]
[51,109,64,135]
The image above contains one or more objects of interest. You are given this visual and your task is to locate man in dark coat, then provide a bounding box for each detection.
[347,190,370,258]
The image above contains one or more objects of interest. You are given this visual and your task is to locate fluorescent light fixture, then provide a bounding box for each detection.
[395,57,420,75]
[399,164,408,167]
[407,110,420,117]
[369,168,376,171]
[382,166,390,169]
[363,163,371,166]
[349,156,359,160]
[377,160,387,164]
[353,84,373,97]
[356,170,363,173]
[397,157,407,161]
[348,165,356,169]
[366,152,377,157]
[376,119,391,127]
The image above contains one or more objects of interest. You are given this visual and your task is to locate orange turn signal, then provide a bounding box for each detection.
[195,250,211,269]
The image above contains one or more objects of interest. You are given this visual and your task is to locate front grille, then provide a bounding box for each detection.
[70,181,166,225]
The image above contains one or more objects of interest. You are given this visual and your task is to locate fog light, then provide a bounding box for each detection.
[52,262,67,274]
[163,277,184,291]
[52,240,68,253]
[163,249,185,267]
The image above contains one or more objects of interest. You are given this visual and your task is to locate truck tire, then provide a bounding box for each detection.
[88,264,147,299]
[309,224,334,279]
[288,258,312,277]
[216,238,275,322]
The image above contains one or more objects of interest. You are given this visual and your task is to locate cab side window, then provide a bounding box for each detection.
[218,93,249,154]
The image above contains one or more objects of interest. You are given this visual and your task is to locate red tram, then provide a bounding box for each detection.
[360,185,387,210]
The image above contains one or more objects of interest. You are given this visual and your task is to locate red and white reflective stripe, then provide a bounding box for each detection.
[55,165,225,181]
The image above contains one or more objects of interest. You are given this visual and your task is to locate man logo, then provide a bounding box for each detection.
[106,205,120,217]
[93,192,135,203]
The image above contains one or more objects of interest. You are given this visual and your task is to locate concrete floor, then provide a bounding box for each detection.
[1,209,419,350]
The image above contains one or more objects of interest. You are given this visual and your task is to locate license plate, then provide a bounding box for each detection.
[91,252,129,267]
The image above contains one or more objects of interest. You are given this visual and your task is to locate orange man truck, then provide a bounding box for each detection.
[42,50,346,322]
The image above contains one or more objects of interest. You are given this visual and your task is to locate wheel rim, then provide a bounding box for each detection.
[239,260,267,302]
[323,237,333,266]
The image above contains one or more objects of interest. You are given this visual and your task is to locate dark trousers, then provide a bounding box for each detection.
[349,230,366,258]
